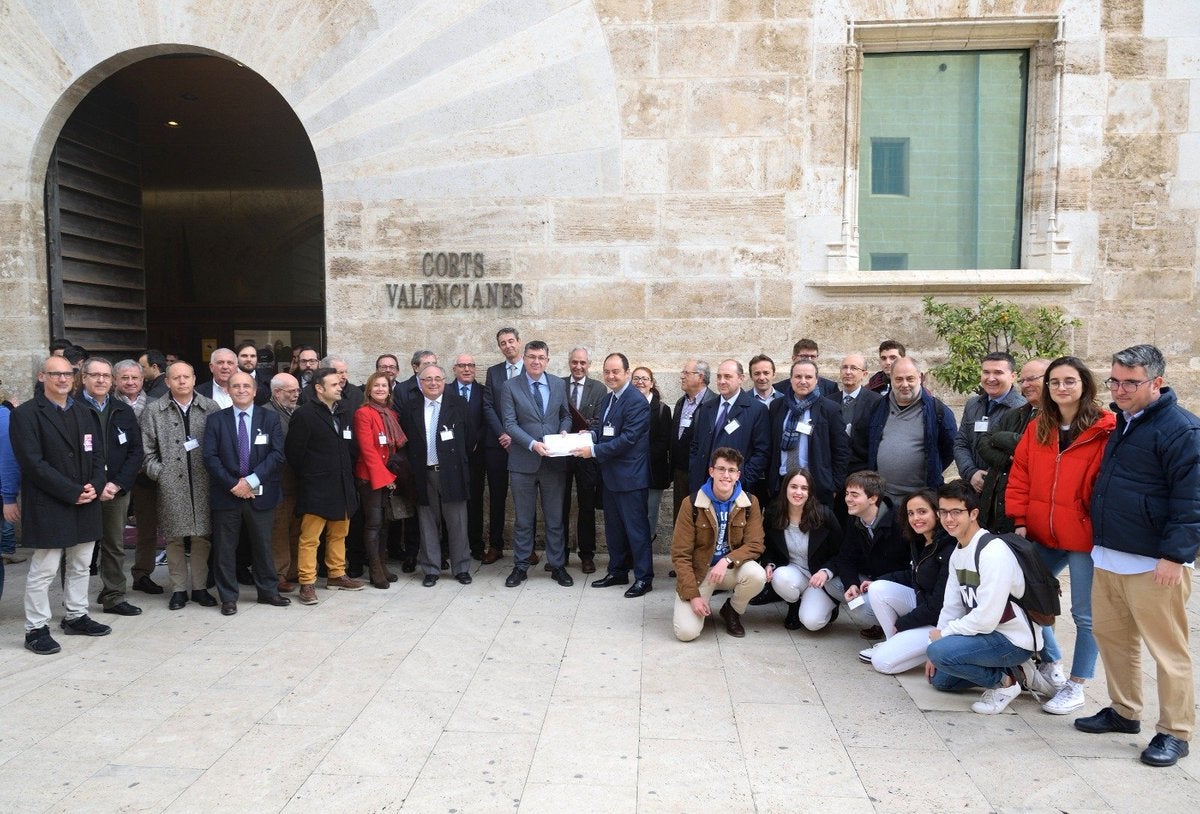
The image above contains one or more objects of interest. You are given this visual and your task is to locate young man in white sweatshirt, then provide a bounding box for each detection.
[924,479,1054,714]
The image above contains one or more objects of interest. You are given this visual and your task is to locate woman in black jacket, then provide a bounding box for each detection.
[858,488,955,673]
[760,467,843,630]
[633,367,673,541]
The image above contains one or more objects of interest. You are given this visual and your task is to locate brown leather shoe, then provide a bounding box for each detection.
[580,559,596,574]
[719,600,746,638]
[481,547,503,565]
[276,580,297,593]
[527,551,539,566]
[326,575,365,591]
[297,584,318,605]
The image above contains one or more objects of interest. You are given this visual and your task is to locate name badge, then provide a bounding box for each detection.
[183,437,199,452]
[724,419,740,435]
[254,432,268,446]
[440,428,454,442]
[796,420,813,436]
[117,429,127,445]
[342,428,353,440]
[83,433,94,452]
[378,433,387,446]
[974,419,989,432]
[847,594,866,610]
[602,425,615,437]
[680,417,692,428]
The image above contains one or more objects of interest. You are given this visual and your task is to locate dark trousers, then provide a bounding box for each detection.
[671,468,690,528]
[212,502,278,602]
[562,457,599,560]
[602,484,652,583]
[485,445,509,549]
[467,450,486,557]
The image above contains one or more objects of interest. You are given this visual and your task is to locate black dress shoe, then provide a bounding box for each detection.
[1075,707,1141,734]
[220,601,238,616]
[103,601,143,616]
[591,573,629,588]
[168,591,188,610]
[784,601,802,630]
[454,572,472,585]
[748,583,781,606]
[1141,733,1190,767]
[133,575,165,595]
[256,594,291,606]
[401,558,417,573]
[580,559,596,574]
[624,580,652,598]
[551,567,574,587]
[191,590,218,607]
[422,574,438,587]
[504,567,527,588]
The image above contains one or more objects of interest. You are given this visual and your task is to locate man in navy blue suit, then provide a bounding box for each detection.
[576,353,653,597]
[202,371,290,615]
[688,359,770,497]
[452,353,488,560]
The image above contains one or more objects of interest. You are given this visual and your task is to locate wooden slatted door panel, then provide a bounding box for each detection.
[46,94,145,358]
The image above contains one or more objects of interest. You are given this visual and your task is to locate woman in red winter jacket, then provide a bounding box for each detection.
[354,373,409,589]
[1007,356,1115,716]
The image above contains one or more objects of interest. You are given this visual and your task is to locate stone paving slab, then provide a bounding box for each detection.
[1,551,1199,813]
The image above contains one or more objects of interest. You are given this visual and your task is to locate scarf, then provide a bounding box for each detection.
[780,388,822,451]
[369,401,406,450]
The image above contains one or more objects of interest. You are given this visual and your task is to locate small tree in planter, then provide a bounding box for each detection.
[921,296,1079,395]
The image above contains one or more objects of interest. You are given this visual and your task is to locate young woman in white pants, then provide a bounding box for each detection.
[859,489,955,673]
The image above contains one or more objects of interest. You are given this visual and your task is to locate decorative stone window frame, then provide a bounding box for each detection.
[818,16,1086,292]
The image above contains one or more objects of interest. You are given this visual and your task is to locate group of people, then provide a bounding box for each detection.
[1,331,1195,769]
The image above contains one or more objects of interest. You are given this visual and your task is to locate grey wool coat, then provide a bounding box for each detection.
[141,393,219,537]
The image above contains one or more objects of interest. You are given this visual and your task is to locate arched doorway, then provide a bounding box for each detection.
[44,53,323,369]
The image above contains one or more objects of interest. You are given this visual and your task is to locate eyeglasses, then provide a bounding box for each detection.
[420,376,445,384]
[936,508,969,519]
[454,363,476,368]
[681,370,700,377]
[631,376,651,384]
[1048,378,1080,390]
[376,364,398,371]
[711,466,740,475]
[1104,378,1151,393]
[84,372,112,379]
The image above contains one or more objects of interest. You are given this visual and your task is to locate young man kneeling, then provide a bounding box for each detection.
[925,480,1055,714]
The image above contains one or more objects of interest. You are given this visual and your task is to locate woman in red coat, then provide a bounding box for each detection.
[1007,356,1116,715]
[354,372,408,588]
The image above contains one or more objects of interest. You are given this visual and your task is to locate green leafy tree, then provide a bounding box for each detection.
[921,296,1080,395]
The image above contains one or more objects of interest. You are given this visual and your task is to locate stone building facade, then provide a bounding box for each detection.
[0,0,1196,411]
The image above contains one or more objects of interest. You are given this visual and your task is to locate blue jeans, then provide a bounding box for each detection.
[1036,546,1097,680]
[927,630,1033,691]
[1,519,15,555]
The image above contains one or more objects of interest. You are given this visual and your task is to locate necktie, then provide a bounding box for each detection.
[572,381,581,410]
[843,394,853,405]
[841,393,854,426]
[712,400,730,445]
[460,384,468,399]
[237,411,250,476]
[507,363,516,380]
[427,400,439,465]
[531,380,544,418]
[602,393,617,424]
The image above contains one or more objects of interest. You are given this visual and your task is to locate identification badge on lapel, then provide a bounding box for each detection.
[602,425,615,437]
[796,420,813,436]
[254,432,268,445]
[974,418,989,432]
[83,433,94,452]
[342,428,353,440]
[724,419,740,434]
[117,429,127,445]
[183,437,199,452]
[378,433,387,446]
[680,417,692,428]
[440,428,454,442]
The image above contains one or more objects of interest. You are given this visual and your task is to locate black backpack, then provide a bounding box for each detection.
[974,532,1062,629]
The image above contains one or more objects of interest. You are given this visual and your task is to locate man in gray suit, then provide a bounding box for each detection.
[499,340,574,588]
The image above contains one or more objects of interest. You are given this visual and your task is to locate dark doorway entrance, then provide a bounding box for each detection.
[45,53,323,369]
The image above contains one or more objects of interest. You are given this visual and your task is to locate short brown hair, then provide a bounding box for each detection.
[709,446,744,469]
[845,470,886,502]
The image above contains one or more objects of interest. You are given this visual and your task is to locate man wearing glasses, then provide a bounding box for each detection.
[11,356,111,653]
[1077,344,1200,768]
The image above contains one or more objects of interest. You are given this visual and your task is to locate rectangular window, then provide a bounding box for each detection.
[870,138,908,196]
[857,50,1028,271]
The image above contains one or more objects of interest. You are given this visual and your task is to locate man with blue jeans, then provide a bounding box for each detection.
[1,401,20,599]
[925,480,1053,714]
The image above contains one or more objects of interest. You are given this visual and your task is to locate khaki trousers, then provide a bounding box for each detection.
[298,514,349,585]
[1093,566,1194,740]
[673,561,766,642]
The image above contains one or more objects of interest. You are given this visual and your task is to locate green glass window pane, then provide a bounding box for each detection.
[858,50,1028,270]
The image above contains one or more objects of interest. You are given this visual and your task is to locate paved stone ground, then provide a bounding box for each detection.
[1,550,1198,813]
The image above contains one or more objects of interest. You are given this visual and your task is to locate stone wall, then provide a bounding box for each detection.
[0,0,1197,413]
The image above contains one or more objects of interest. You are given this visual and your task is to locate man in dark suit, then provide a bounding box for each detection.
[373,353,403,403]
[235,340,272,406]
[400,364,474,587]
[12,355,111,654]
[196,347,237,408]
[688,359,770,496]
[773,339,838,399]
[298,355,364,413]
[481,327,524,564]
[284,367,365,605]
[767,360,849,507]
[561,347,606,573]
[202,372,290,615]
[138,348,169,401]
[672,359,716,525]
[393,350,435,411]
[577,353,653,597]
[831,353,883,475]
[499,339,572,588]
[452,353,488,559]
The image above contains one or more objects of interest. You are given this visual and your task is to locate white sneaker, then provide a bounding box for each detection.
[1038,659,1068,691]
[1041,680,1085,715]
[971,681,1023,715]
[858,647,875,664]
[1017,660,1057,699]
